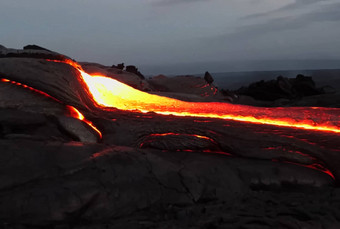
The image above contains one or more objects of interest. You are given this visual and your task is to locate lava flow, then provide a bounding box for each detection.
[49,59,340,134]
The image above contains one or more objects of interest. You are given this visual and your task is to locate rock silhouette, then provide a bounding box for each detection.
[125,65,145,79]
[236,74,324,101]
[204,71,214,84]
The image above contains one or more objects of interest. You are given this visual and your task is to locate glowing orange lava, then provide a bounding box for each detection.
[147,133,214,141]
[47,59,340,134]
[67,105,102,138]
[77,70,340,134]
[1,78,60,102]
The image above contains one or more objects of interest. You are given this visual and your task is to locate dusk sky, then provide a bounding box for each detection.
[1,0,340,74]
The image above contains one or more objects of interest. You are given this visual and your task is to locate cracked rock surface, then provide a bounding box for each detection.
[0,139,336,228]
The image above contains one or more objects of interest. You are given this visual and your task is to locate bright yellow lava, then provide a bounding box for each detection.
[78,70,340,134]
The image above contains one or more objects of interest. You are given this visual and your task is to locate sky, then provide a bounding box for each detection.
[1,0,340,74]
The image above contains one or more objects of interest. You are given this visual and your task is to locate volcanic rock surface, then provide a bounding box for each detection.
[0,45,340,228]
[147,74,220,101]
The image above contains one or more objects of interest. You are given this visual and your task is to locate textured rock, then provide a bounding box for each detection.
[0,77,100,143]
[148,74,219,100]
[0,139,334,227]
[57,116,99,143]
[0,78,66,115]
[0,44,69,61]
[0,58,95,110]
[0,45,340,228]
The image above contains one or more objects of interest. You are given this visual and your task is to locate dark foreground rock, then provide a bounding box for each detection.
[0,139,337,228]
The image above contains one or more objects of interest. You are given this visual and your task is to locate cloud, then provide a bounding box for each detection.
[226,2,340,40]
[152,0,210,6]
[244,0,328,19]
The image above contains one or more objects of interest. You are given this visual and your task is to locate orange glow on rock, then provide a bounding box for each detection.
[1,78,61,102]
[272,159,335,180]
[67,105,102,139]
[147,133,215,141]
[139,132,217,150]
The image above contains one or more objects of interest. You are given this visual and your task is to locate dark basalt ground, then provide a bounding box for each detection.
[0,45,340,229]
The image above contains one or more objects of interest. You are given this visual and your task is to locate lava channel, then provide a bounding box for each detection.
[49,60,340,134]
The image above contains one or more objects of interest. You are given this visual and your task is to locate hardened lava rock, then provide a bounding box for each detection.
[1,45,340,228]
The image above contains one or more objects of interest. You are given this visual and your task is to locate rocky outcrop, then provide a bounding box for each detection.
[204,71,214,84]
[125,65,145,79]
[236,74,325,101]
[0,58,94,110]
[23,44,53,52]
[0,44,70,61]
[117,63,124,70]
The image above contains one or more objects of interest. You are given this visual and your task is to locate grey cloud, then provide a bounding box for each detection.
[244,0,328,19]
[1,0,339,74]
[227,2,340,40]
[153,0,209,6]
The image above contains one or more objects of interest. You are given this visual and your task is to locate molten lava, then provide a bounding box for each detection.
[147,133,214,141]
[1,78,60,102]
[78,70,340,134]
[46,59,340,134]
[67,105,102,138]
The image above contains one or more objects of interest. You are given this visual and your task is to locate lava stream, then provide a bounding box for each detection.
[49,59,340,134]
[78,71,340,134]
